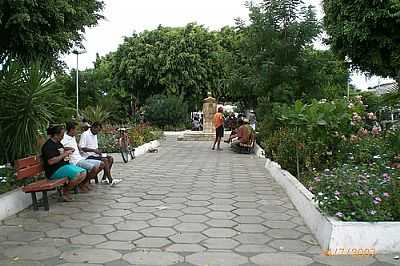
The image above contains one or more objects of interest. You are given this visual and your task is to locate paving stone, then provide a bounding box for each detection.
[102,209,132,217]
[70,212,101,221]
[206,219,237,228]
[313,255,376,266]
[186,252,248,266]
[125,212,155,221]
[60,219,91,228]
[4,246,60,260]
[23,222,59,232]
[96,241,135,250]
[107,231,142,241]
[202,238,240,249]
[141,227,176,237]
[134,237,171,248]
[203,228,237,238]
[149,217,180,227]
[233,209,262,216]
[0,260,43,266]
[31,237,68,247]
[234,233,272,244]
[235,244,276,253]
[234,216,264,224]
[177,214,209,223]
[182,207,210,214]
[59,263,102,266]
[166,244,206,252]
[154,210,184,218]
[61,248,121,263]
[7,231,43,241]
[174,223,207,232]
[263,220,297,229]
[71,234,107,245]
[122,251,184,265]
[376,255,400,265]
[206,211,236,220]
[170,233,207,243]
[266,229,303,239]
[93,216,124,225]
[82,224,116,235]
[269,239,311,252]
[235,224,267,233]
[250,253,314,266]
[115,221,149,230]
[208,204,236,211]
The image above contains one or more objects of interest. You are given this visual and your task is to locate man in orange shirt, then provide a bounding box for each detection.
[212,106,224,151]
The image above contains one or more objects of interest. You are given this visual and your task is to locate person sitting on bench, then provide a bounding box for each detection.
[79,122,121,186]
[231,118,254,150]
[62,121,105,191]
[225,118,243,144]
[42,125,86,202]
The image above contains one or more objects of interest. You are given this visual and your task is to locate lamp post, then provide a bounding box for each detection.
[72,49,86,119]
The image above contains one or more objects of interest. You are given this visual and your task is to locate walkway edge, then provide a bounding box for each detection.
[265,159,400,254]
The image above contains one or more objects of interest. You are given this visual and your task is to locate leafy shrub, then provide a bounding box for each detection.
[97,132,119,153]
[0,61,67,163]
[81,105,110,124]
[144,94,189,129]
[128,124,163,147]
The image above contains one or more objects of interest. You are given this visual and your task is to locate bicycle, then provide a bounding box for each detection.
[117,128,135,163]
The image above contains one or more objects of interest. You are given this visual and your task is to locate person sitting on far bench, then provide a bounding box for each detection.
[231,118,254,150]
[225,118,243,144]
[62,121,105,191]
[42,125,87,201]
[79,122,121,186]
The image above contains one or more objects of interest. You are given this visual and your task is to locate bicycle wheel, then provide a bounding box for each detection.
[120,138,129,163]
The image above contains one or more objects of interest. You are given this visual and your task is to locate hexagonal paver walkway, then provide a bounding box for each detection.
[0,136,388,265]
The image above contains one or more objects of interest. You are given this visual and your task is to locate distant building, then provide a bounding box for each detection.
[367,82,398,96]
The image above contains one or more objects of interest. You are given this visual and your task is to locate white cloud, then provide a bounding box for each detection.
[64,0,393,90]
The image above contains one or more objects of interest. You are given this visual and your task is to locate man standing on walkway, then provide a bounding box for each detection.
[212,106,224,151]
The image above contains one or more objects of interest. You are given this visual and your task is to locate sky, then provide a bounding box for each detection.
[63,0,393,90]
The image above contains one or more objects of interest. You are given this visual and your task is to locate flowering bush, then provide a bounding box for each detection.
[311,163,400,222]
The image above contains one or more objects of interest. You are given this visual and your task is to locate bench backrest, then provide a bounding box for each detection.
[15,155,43,180]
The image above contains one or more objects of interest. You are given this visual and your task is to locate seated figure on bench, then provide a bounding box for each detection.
[79,122,121,186]
[225,117,243,144]
[42,125,87,202]
[62,122,105,191]
[231,118,255,152]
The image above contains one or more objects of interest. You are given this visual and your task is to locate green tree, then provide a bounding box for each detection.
[0,0,104,63]
[323,0,400,86]
[110,23,229,110]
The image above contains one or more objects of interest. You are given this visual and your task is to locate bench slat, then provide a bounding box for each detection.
[16,163,43,180]
[15,155,40,170]
[22,178,67,193]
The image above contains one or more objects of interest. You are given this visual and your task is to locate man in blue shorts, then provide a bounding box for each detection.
[62,122,105,190]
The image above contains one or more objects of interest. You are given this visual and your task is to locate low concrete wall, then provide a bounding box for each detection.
[266,159,400,254]
[0,188,47,221]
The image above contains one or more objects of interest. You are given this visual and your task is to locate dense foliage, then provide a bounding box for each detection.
[0,61,69,163]
[0,0,104,64]
[323,0,400,85]
[144,94,189,129]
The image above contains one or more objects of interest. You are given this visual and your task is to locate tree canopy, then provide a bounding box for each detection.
[0,0,104,63]
[323,0,400,84]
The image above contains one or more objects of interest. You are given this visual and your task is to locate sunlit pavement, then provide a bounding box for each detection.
[0,136,392,265]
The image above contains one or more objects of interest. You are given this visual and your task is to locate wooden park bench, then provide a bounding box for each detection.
[231,133,256,154]
[15,155,67,211]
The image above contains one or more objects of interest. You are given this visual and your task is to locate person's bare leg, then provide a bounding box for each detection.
[63,172,86,200]
[100,158,111,182]
[217,137,223,150]
[212,138,218,150]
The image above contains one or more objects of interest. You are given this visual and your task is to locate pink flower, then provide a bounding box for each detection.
[334,191,341,196]
[383,192,390,197]
[336,212,344,218]
[373,197,382,204]
[314,176,321,182]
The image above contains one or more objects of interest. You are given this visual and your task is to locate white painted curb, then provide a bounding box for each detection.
[266,159,400,254]
[134,140,161,157]
[0,188,47,221]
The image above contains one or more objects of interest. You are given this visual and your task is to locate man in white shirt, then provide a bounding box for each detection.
[62,122,105,191]
[79,122,120,186]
